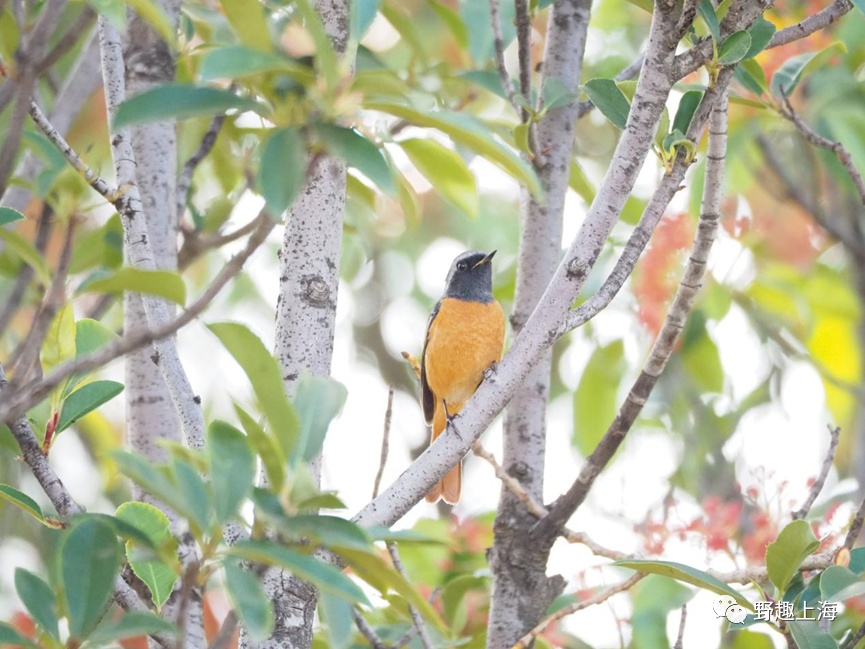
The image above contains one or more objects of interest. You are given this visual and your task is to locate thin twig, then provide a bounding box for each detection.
[177,113,227,221]
[512,573,644,649]
[673,604,687,649]
[178,212,262,269]
[488,0,519,113]
[841,616,865,649]
[387,543,434,649]
[207,611,238,649]
[844,494,865,550]
[792,426,841,520]
[0,215,275,422]
[471,441,547,518]
[35,7,96,72]
[373,386,395,499]
[352,609,388,649]
[779,97,865,206]
[769,0,853,49]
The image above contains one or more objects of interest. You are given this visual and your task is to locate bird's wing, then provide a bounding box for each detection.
[420,300,441,425]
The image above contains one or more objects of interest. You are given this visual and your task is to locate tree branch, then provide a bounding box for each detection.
[539,88,729,539]
[0,214,275,423]
[769,0,853,49]
[177,113,227,222]
[792,426,841,520]
[488,0,519,114]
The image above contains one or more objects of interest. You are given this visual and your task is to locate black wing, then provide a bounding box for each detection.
[420,300,441,425]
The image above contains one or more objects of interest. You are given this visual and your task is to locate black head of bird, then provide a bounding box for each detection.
[443,250,496,303]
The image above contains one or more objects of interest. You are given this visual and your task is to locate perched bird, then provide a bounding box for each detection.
[421,250,505,504]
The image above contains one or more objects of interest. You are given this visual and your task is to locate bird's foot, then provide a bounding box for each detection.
[443,400,465,440]
[483,360,498,381]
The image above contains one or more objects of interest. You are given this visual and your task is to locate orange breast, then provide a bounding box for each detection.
[424,298,505,410]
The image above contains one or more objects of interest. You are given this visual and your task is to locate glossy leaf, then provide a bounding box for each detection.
[224,560,275,641]
[737,59,769,96]
[672,90,703,136]
[200,46,314,84]
[364,100,542,197]
[583,78,631,130]
[0,228,52,285]
[0,484,60,527]
[771,42,847,98]
[569,159,596,204]
[614,559,750,607]
[219,0,270,51]
[171,458,212,533]
[40,304,76,379]
[57,380,124,433]
[698,0,720,42]
[573,341,625,455]
[235,403,285,491]
[319,593,353,649]
[766,520,820,592]
[266,513,371,551]
[62,518,121,637]
[399,138,478,217]
[208,322,300,459]
[230,540,369,604]
[15,568,59,640]
[819,565,865,601]
[259,127,307,216]
[114,84,265,128]
[787,621,838,649]
[81,267,186,305]
[745,16,776,59]
[75,319,119,358]
[116,502,178,610]
[88,612,176,645]
[0,206,25,226]
[717,31,751,66]
[314,124,396,196]
[208,421,256,523]
[292,375,347,463]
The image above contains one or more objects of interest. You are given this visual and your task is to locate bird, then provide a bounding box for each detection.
[420,250,505,504]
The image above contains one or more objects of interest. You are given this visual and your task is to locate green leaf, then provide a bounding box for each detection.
[441,574,487,628]
[231,540,370,604]
[0,483,60,527]
[367,526,446,544]
[429,0,467,49]
[267,514,371,551]
[62,518,121,638]
[0,206,25,226]
[81,267,186,305]
[170,458,212,533]
[208,421,256,523]
[57,381,124,433]
[569,159,596,205]
[364,100,542,197]
[662,128,694,158]
[224,560,275,641]
[208,322,300,459]
[736,59,769,96]
[116,502,178,610]
[766,520,820,592]
[399,138,478,217]
[313,124,396,196]
[200,46,315,84]
[819,565,865,601]
[218,0,270,51]
[787,620,838,649]
[295,0,340,89]
[113,84,266,128]
[125,0,176,45]
[88,611,177,645]
[0,623,39,648]
[0,228,52,285]
[292,375,347,463]
[771,42,847,97]
[542,77,579,112]
[259,127,307,216]
[745,16,776,59]
[15,568,59,640]
[319,593,353,649]
[613,559,751,608]
[573,341,625,455]
[235,404,285,491]
[40,304,76,379]
[112,452,176,510]
[583,78,631,130]
[717,31,752,66]
[672,90,704,136]
[852,0,865,15]
[698,0,720,42]
[75,319,119,358]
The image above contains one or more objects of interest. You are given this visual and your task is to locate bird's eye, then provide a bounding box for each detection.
[456,261,468,271]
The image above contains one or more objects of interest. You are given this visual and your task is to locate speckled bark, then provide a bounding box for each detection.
[486,1,591,645]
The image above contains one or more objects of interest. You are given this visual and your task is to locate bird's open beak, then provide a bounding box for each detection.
[473,250,497,268]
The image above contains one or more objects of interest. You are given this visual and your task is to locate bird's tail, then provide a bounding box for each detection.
[425,401,461,504]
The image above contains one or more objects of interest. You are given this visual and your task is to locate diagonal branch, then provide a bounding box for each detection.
[792,425,841,520]
[488,0,520,114]
[538,89,730,539]
[769,0,852,49]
